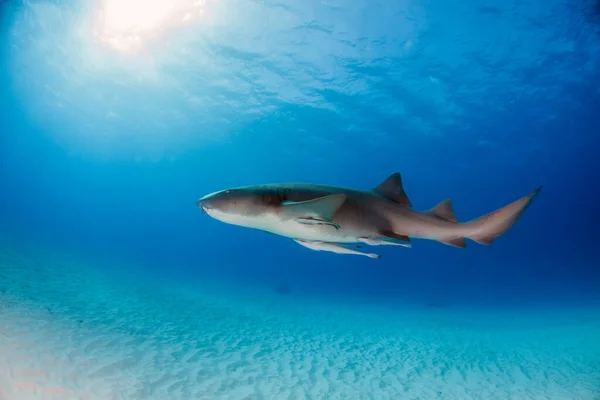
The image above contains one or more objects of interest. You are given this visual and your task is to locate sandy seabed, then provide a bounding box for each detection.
[1,243,599,400]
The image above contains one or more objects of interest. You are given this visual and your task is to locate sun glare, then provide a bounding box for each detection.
[94,0,205,53]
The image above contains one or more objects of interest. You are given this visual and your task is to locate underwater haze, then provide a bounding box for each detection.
[1,0,600,399]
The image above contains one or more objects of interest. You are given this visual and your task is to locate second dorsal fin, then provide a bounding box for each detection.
[372,172,412,207]
[426,199,457,223]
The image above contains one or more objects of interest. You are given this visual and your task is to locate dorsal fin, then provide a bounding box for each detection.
[373,173,412,207]
[426,199,457,223]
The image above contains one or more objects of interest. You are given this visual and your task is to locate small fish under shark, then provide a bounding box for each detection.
[196,173,542,258]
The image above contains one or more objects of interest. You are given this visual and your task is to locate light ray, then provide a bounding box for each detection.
[94,0,206,53]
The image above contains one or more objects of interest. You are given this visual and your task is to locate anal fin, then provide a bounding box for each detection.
[440,237,466,248]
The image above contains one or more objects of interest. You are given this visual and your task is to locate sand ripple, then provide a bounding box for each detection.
[1,246,599,399]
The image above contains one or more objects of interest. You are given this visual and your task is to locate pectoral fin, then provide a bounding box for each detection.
[294,240,380,259]
[282,194,346,229]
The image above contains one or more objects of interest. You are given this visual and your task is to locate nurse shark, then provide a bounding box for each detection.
[197,173,541,258]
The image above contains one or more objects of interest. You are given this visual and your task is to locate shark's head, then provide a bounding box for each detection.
[196,186,285,228]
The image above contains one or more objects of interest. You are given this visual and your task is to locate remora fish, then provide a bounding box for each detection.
[196,173,541,258]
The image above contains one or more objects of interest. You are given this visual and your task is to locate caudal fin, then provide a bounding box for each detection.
[465,186,542,245]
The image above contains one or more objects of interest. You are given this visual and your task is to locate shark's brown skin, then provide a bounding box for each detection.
[197,173,541,257]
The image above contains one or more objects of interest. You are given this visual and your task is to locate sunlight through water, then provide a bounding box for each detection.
[4,0,599,162]
[94,0,205,53]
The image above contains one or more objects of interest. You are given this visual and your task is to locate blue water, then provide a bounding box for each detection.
[1,0,600,398]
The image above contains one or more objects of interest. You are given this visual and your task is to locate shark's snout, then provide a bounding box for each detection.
[197,190,231,217]
[197,187,282,225]
[196,198,212,213]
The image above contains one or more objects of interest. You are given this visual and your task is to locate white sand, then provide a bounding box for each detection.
[1,243,599,400]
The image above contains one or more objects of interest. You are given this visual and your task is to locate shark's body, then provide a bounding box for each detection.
[197,173,541,258]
